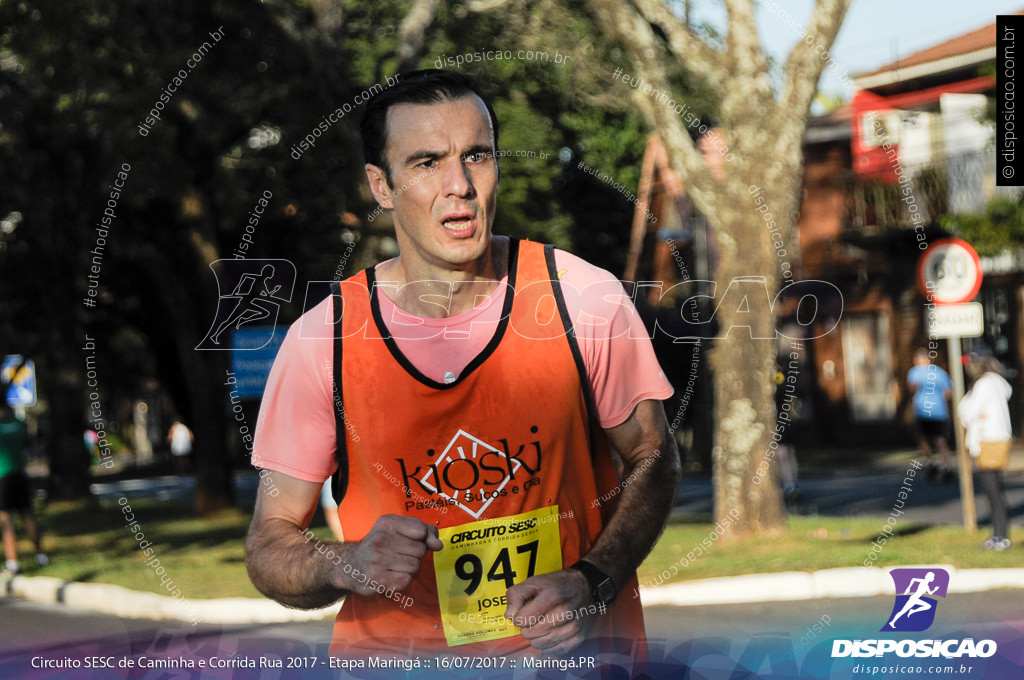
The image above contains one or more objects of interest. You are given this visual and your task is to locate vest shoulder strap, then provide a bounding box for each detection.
[541,244,601,453]
[329,280,348,504]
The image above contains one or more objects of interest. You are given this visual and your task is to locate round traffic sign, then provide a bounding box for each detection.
[916,238,982,304]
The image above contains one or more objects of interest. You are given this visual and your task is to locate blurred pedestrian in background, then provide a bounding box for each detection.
[958,356,1013,551]
[774,361,800,504]
[907,348,954,482]
[83,428,100,466]
[0,400,47,574]
[167,420,193,475]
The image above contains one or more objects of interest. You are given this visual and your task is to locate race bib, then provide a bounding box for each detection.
[434,505,562,647]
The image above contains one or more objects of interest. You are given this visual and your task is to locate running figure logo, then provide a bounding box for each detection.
[881,568,949,632]
[196,259,296,350]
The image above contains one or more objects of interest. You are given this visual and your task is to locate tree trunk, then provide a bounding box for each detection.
[708,178,795,535]
[191,353,234,515]
[45,336,91,500]
[585,0,849,534]
[143,239,236,516]
[180,272,235,516]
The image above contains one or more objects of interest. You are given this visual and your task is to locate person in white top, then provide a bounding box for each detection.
[957,356,1013,551]
[167,420,194,476]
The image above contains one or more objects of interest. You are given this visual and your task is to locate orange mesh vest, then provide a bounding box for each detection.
[327,238,645,657]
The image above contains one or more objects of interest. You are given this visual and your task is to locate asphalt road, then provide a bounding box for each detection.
[64,468,1024,678]
[673,469,1024,529]
[3,592,1022,679]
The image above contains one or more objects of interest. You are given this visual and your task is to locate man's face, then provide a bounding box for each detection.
[366,95,499,271]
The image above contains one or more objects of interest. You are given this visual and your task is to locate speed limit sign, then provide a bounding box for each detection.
[916,238,982,304]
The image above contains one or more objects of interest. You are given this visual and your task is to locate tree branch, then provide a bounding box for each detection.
[715,0,774,135]
[592,0,718,210]
[631,0,728,84]
[396,0,442,71]
[468,0,515,11]
[776,0,851,143]
[722,0,767,78]
[309,0,346,36]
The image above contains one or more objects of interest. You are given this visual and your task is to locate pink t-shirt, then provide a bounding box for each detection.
[253,243,674,482]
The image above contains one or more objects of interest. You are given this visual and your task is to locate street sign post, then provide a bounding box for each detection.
[947,338,975,531]
[916,238,983,304]
[918,240,983,533]
[925,302,983,339]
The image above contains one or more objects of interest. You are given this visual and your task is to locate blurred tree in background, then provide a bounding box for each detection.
[582,0,851,534]
[941,195,1024,256]
[390,0,853,534]
[0,0,700,514]
[0,0,373,510]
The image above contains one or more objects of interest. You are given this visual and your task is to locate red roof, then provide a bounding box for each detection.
[866,9,1024,76]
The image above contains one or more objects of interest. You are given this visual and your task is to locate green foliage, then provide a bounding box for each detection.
[28,497,1017,599]
[36,497,264,600]
[0,0,716,501]
[0,0,372,502]
[941,194,1024,255]
[853,165,949,230]
[409,0,715,271]
[640,515,1021,586]
[814,92,845,114]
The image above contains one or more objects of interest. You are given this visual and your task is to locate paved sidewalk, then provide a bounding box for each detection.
[638,565,1024,607]
[0,572,340,624]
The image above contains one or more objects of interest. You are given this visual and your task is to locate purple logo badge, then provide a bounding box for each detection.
[881,568,949,632]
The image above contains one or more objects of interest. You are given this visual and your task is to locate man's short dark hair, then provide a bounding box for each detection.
[360,69,500,186]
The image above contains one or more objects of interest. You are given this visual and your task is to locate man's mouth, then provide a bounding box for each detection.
[441,212,476,237]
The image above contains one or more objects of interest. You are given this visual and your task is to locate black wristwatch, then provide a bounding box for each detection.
[569,560,617,606]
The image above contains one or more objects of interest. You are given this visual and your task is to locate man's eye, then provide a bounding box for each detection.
[464,152,489,163]
[417,159,436,168]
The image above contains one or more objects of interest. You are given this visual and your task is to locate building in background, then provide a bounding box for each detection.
[628,12,1022,451]
[827,11,1022,444]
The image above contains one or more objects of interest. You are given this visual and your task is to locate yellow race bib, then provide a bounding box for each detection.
[434,505,562,647]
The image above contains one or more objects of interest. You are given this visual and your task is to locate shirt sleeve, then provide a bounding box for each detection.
[554,249,675,428]
[251,296,338,483]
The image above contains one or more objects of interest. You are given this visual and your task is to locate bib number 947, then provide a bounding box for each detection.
[455,540,538,595]
[434,506,562,646]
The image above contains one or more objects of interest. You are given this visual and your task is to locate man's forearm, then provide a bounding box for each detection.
[245,517,356,609]
[581,438,681,591]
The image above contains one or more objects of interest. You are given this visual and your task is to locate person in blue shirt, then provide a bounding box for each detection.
[906,348,954,482]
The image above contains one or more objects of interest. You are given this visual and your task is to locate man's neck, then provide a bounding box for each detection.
[378,236,509,318]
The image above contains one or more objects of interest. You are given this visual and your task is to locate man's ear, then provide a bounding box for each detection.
[365,163,394,209]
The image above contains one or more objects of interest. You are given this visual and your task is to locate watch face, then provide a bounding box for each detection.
[596,578,616,604]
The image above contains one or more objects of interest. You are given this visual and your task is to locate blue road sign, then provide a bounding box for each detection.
[230,328,285,398]
[2,355,37,407]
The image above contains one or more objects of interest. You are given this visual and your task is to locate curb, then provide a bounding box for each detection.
[5,566,1024,624]
[1,573,340,625]
[639,565,1024,607]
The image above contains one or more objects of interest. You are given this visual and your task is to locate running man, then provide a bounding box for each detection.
[210,264,282,344]
[888,571,938,628]
[245,70,681,662]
